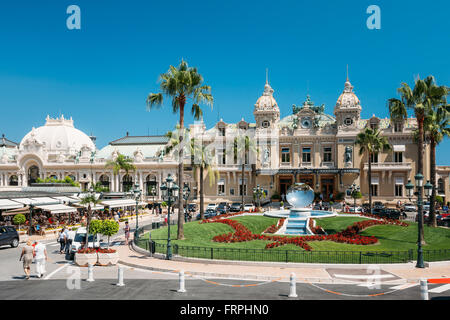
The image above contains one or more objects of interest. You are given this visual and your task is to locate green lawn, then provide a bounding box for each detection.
[137,215,450,263]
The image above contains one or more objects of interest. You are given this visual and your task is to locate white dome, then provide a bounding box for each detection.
[336,79,360,108]
[20,115,95,152]
[254,83,279,111]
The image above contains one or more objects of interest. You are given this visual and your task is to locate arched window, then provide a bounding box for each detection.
[9,175,18,186]
[146,174,158,196]
[68,175,76,181]
[99,175,110,190]
[28,165,40,185]
[122,174,133,192]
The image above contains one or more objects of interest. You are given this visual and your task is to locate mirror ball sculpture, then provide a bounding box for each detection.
[286,183,314,208]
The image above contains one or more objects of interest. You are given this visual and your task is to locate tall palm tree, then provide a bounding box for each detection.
[147,60,213,240]
[233,133,258,211]
[105,153,136,192]
[424,104,450,227]
[79,194,102,249]
[355,127,391,213]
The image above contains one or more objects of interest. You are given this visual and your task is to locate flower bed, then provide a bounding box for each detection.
[263,218,285,234]
[201,214,408,251]
[75,248,118,266]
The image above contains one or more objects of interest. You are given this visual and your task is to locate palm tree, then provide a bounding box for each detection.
[424,104,450,227]
[355,127,391,213]
[105,153,136,192]
[233,133,258,211]
[79,194,102,249]
[146,60,213,240]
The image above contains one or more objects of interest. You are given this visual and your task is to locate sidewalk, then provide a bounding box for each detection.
[117,237,450,284]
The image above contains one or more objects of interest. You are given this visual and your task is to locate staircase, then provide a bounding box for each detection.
[284,218,309,235]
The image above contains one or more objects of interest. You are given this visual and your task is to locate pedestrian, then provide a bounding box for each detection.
[124,221,130,245]
[114,211,119,222]
[19,240,34,280]
[34,240,48,278]
[58,227,67,254]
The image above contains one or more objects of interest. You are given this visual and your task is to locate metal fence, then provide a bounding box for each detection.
[133,223,450,264]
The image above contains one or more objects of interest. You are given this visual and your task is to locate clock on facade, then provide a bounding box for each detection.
[301,118,311,128]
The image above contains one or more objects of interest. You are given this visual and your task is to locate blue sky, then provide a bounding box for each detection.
[0,0,449,164]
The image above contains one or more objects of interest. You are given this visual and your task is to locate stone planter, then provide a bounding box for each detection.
[75,252,98,267]
[97,251,119,266]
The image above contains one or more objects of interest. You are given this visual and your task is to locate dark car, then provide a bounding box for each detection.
[381,208,402,220]
[196,208,217,220]
[373,201,385,209]
[0,226,19,248]
[217,203,228,215]
[229,202,242,212]
[187,203,197,213]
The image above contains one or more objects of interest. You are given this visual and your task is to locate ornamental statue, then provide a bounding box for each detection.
[345,146,353,164]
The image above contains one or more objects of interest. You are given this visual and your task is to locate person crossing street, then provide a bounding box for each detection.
[34,240,48,278]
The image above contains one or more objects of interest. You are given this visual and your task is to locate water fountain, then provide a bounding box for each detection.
[264,183,337,235]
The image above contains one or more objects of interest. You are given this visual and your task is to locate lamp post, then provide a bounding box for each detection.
[405,173,426,268]
[133,183,141,231]
[150,186,156,215]
[253,185,264,210]
[182,184,191,222]
[348,183,360,212]
[160,174,179,260]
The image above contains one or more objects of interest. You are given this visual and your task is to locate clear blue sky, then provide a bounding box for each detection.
[0,0,449,164]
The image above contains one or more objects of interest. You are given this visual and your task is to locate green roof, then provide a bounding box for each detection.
[109,135,169,145]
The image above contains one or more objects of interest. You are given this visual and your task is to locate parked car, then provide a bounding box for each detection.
[207,203,217,211]
[403,203,416,212]
[243,203,255,212]
[0,226,19,248]
[196,208,217,220]
[229,202,242,212]
[187,203,197,213]
[67,227,101,260]
[217,203,228,215]
[348,206,363,213]
[379,208,402,220]
[373,201,385,209]
[437,214,450,227]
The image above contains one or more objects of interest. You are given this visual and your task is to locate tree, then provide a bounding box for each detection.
[355,127,391,213]
[79,194,102,249]
[100,220,120,249]
[147,60,213,240]
[13,214,26,230]
[424,102,449,227]
[88,220,103,248]
[233,134,258,211]
[105,153,136,192]
[388,76,448,242]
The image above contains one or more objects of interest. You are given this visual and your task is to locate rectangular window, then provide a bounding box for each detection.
[218,184,225,195]
[239,184,247,196]
[370,153,378,163]
[394,123,402,132]
[302,147,311,163]
[394,152,403,163]
[218,127,225,136]
[395,184,403,197]
[217,149,226,165]
[281,147,290,164]
[370,184,378,196]
[230,188,235,196]
[323,147,332,162]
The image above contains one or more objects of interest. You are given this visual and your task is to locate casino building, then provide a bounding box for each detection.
[0,77,448,206]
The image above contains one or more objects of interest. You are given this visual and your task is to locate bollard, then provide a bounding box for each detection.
[177,270,186,293]
[288,273,298,298]
[116,266,125,287]
[86,263,95,282]
[420,279,429,300]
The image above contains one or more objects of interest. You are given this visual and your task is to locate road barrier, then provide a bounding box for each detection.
[420,279,429,300]
[117,266,125,287]
[288,273,298,298]
[177,270,186,293]
[86,263,94,282]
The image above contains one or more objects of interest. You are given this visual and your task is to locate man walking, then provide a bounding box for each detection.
[34,240,48,278]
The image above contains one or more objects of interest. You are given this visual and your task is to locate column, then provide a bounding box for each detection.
[110,171,115,192]
[139,171,143,192]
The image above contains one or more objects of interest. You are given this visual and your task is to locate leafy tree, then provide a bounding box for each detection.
[79,195,102,249]
[88,219,103,248]
[146,59,213,240]
[105,153,136,192]
[100,220,119,249]
[13,214,26,230]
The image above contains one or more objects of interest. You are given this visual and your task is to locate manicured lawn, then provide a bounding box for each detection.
[137,215,450,263]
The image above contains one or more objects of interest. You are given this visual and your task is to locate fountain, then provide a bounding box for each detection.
[264,183,337,235]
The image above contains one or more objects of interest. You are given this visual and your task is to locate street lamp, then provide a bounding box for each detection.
[133,183,141,231]
[348,183,360,212]
[253,185,264,211]
[405,173,426,268]
[160,174,179,260]
[149,186,157,215]
[182,184,191,222]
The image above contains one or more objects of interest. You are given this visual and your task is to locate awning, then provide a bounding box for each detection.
[0,199,24,210]
[393,145,406,152]
[77,203,105,210]
[52,196,81,204]
[36,204,78,214]
[12,197,59,205]
[100,199,137,208]
[2,206,30,216]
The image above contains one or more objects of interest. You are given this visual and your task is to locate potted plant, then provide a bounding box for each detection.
[13,214,26,234]
[74,248,98,267]
[97,220,120,266]
[271,193,281,202]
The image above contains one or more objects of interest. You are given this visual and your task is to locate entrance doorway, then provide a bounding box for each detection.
[321,177,335,202]
[298,175,314,189]
[28,166,40,185]
[279,176,293,200]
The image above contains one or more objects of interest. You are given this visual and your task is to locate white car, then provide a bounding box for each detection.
[67,227,101,259]
[207,203,217,210]
[348,206,363,213]
[243,204,255,212]
[403,203,416,212]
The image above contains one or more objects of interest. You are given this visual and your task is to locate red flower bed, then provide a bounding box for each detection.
[263,218,285,234]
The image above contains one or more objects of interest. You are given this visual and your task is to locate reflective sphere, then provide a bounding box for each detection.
[286,183,314,208]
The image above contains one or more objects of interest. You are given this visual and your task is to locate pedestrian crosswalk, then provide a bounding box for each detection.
[428,283,450,293]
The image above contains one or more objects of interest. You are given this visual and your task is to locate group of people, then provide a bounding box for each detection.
[19,240,48,280]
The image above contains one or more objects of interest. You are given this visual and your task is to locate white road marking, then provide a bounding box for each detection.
[388,283,419,290]
[429,284,450,293]
[43,263,71,280]
[333,274,395,280]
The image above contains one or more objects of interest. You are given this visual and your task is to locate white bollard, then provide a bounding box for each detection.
[420,279,429,300]
[288,273,298,298]
[177,270,186,293]
[116,266,125,287]
[86,263,95,282]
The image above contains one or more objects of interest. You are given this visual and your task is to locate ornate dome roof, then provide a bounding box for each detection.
[336,79,360,108]
[19,115,95,153]
[254,82,279,112]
